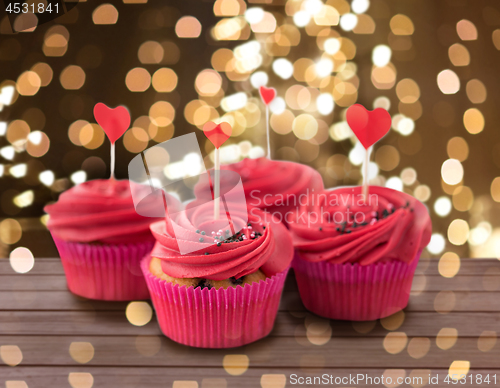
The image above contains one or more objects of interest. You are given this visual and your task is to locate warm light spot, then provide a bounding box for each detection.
[214,0,244,16]
[463,108,484,134]
[441,159,463,185]
[293,114,318,140]
[126,301,153,326]
[448,43,470,67]
[448,361,470,380]
[271,110,294,135]
[212,48,234,72]
[396,78,419,103]
[383,332,408,354]
[452,186,473,212]
[407,337,431,359]
[448,219,469,245]
[434,196,452,217]
[434,290,456,314]
[222,355,249,376]
[456,20,477,41]
[68,372,94,388]
[306,317,332,345]
[491,178,500,202]
[436,328,458,350]
[437,69,460,94]
[60,65,86,90]
[26,131,50,157]
[79,124,105,150]
[68,120,88,146]
[16,71,41,96]
[353,14,375,34]
[69,342,95,364]
[5,382,28,388]
[493,29,500,50]
[466,79,487,104]
[175,16,202,38]
[478,331,497,352]
[0,345,23,366]
[92,4,119,25]
[152,68,178,93]
[0,218,22,245]
[251,11,277,33]
[135,335,162,357]
[382,370,406,388]
[447,137,468,161]
[261,374,286,388]
[150,101,175,127]
[172,382,198,388]
[314,6,340,26]
[380,310,405,331]
[414,185,431,202]
[371,64,397,89]
[195,69,222,96]
[126,67,151,92]
[9,247,34,274]
[375,145,400,171]
[372,45,392,67]
[31,62,53,86]
[138,41,164,64]
[7,120,30,143]
[390,14,414,35]
[438,252,460,278]
[351,320,377,334]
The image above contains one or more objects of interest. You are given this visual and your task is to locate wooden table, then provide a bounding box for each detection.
[1,255,499,388]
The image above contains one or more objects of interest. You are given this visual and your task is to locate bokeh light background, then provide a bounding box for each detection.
[1,0,500,264]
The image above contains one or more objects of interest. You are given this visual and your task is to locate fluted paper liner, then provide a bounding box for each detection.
[292,251,421,321]
[141,256,289,348]
[52,236,153,301]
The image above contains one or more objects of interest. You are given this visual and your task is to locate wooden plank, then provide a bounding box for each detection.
[1,367,499,388]
[0,335,498,369]
[0,288,499,312]
[2,272,500,292]
[2,257,500,276]
[0,310,498,338]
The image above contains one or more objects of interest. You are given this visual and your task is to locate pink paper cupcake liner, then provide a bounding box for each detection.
[52,236,154,301]
[292,251,422,321]
[141,256,289,348]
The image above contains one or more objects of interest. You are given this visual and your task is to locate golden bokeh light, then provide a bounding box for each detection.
[375,145,400,171]
[441,159,463,186]
[16,71,41,96]
[261,374,286,388]
[152,68,178,93]
[491,177,500,202]
[466,79,487,104]
[172,382,198,388]
[407,337,431,359]
[390,14,414,35]
[195,69,223,96]
[126,67,151,92]
[448,219,469,245]
[434,290,456,314]
[438,252,461,278]
[395,78,420,103]
[448,361,470,380]
[437,69,460,94]
[463,108,484,134]
[150,101,175,127]
[446,137,468,162]
[222,354,249,376]
[452,186,473,212]
[69,342,95,364]
[436,328,458,350]
[92,4,119,25]
[60,65,86,90]
[292,114,318,140]
[383,332,408,354]
[31,62,53,86]
[5,382,28,388]
[68,372,94,388]
[477,331,497,352]
[138,41,164,64]
[79,124,105,150]
[0,345,23,366]
[176,16,202,38]
[380,310,405,331]
[125,301,153,326]
[456,20,477,41]
[448,43,470,67]
[0,218,22,245]
[9,247,34,274]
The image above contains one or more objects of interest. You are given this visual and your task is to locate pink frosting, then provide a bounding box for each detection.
[200,158,324,221]
[44,179,166,244]
[288,186,432,265]
[150,202,294,280]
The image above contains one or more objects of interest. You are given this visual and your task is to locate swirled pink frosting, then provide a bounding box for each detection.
[44,179,166,244]
[288,186,432,265]
[150,202,294,280]
[215,158,324,220]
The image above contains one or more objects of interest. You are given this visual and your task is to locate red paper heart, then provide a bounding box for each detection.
[346,104,392,149]
[259,86,276,105]
[203,121,232,149]
[93,103,131,144]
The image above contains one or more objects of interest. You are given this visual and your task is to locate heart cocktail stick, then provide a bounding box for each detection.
[259,86,276,160]
[203,121,232,220]
[94,103,131,179]
[346,104,391,202]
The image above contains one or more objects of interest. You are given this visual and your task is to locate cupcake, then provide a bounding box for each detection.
[289,186,432,321]
[45,179,172,301]
[142,200,293,348]
[195,157,324,224]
